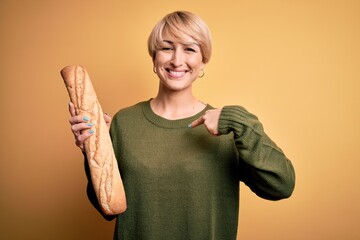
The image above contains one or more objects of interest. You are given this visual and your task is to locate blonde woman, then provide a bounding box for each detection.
[69,11,295,240]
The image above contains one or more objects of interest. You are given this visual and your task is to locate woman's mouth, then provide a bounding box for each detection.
[166,69,187,78]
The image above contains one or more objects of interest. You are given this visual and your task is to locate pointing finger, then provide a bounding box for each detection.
[188,115,205,128]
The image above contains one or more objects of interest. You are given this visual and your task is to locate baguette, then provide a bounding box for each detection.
[60,65,126,215]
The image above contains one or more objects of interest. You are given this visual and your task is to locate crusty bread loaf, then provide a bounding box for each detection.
[60,65,126,215]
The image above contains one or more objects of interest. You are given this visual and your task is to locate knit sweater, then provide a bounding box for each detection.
[85,100,295,240]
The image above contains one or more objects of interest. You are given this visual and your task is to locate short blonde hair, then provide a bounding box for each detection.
[147,11,212,64]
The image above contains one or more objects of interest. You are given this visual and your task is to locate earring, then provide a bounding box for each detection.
[198,69,205,78]
[153,66,157,74]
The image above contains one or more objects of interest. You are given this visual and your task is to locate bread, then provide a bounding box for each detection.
[60,65,126,215]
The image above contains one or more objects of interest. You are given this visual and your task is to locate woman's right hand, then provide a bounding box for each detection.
[68,102,95,152]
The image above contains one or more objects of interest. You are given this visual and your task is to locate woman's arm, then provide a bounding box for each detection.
[218,106,295,200]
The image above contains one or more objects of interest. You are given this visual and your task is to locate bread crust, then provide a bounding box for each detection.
[61,65,126,215]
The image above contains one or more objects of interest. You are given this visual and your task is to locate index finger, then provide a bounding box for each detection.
[188,115,205,128]
[68,102,76,117]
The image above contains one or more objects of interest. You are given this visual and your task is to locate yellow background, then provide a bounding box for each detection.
[1,0,359,239]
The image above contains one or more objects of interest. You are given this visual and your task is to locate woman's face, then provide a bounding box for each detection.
[153,32,204,93]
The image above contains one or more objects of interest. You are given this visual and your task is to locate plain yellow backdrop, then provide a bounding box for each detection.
[1,0,359,239]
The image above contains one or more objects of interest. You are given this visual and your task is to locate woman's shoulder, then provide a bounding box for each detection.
[113,100,149,119]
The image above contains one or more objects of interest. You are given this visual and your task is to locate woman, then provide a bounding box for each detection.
[69,11,295,240]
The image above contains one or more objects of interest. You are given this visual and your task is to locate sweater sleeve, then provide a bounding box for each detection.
[218,106,295,200]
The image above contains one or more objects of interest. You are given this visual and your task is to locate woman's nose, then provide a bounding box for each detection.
[170,50,184,67]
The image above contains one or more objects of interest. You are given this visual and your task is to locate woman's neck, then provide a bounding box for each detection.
[150,92,206,120]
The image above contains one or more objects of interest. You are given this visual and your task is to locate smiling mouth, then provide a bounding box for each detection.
[166,69,187,78]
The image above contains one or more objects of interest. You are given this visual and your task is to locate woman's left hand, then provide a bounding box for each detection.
[189,108,222,135]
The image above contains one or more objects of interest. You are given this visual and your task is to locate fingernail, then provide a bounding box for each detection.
[87,123,94,126]
[89,129,95,134]
[83,117,90,121]
[187,123,192,128]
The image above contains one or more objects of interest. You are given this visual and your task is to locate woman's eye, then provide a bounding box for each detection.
[162,47,173,52]
[185,48,196,53]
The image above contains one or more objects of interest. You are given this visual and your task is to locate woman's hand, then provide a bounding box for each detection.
[189,108,222,135]
[68,102,112,151]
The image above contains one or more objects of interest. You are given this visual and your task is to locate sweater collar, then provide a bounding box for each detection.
[142,99,212,129]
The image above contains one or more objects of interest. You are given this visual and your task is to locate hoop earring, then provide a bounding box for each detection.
[198,69,205,78]
[153,66,157,74]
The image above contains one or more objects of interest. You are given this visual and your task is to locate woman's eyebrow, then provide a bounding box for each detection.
[183,42,200,47]
[162,40,199,47]
[162,40,174,44]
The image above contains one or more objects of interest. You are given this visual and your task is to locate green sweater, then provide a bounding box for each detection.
[85,100,295,240]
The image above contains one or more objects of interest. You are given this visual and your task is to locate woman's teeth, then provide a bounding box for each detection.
[168,70,185,77]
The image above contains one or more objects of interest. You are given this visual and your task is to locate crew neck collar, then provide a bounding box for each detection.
[142,99,211,129]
